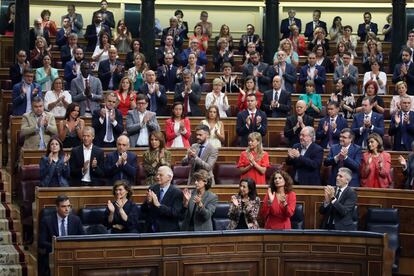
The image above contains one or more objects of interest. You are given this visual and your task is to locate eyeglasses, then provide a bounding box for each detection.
[137,102,147,105]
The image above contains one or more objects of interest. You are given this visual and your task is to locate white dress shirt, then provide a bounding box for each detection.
[81,144,92,182]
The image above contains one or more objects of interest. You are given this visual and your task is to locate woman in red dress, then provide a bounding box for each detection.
[237,76,262,112]
[260,170,297,230]
[165,102,191,148]
[115,77,136,116]
[237,132,269,185]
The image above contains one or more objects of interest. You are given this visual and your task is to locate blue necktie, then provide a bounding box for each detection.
[159,188,165,202]
[60,218,66,236]
[198,145,205,157]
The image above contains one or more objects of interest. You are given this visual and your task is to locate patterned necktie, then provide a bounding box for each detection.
[105,110,113,142]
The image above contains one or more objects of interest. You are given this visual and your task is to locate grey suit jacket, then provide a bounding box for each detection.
[20,111,57,149]
[181,190,218,231]
[126,110,160,147]
[333,64,359,94]
[61,13,84,36]
[70,75,103,116]
[182,143,218,185]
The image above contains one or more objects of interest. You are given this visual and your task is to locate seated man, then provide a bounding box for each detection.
[141,166,183,232]
[104,135,137,185]
[299,52,326,94]
[304,9,327,41]
[160,16,184,49]
[157,52,179,92]
[20,96,57,149]
[357,12,378,42]
[319,167,357,230]
[138,70,167,115]
[180,38,208,67]
[12,68,42,115]
[316,101,348,148]
[98,47,124,90]
[70,60,103,116]
[29,18,50,50]
[351,97,384,148]
[242,51,270,93]
[63,47,84,89]
[182,124,218,185]
[236,93,268,147]
[84,12,111,52]
[61,34,84,68]
[56,16,77,48]
[389,95,414,151]
[286,126,324,185]
[38,195,84,276]
[333,51,359,94]
[284,100,314,147]
[324,128,362,187]
[126,94,160,147]
[239,24,263,54]
[10,50,31,87]
[392,47,414,95]
[69,126,105,186]
[280,9,302,39]
[156,35,181,67]
[174,69,202,116]
[92,92,124,147]
[262,75,291,118]
[61,4,84,37]
[266,50,296,93]
[92,0,115,29]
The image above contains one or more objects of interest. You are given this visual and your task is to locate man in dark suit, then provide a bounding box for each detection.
[63,47,84,89]
[242,51,270,93]
[174,69,202,116]
[12,69,42,116]
[104,135,137,185]
[299,52,326,94]
[84,13,111,52]
[266,50,297,93]
[61,4,84,36]
[286,126,324,185]
[351,97,384,148]
[56,17,77,48]
[92,92,124,147]
[38,195,84,276]
[98,47,124,90]
[389,95,414,151]
[357,12,378,42]
[141,166,183,232]
[180,38,208,67]
[92,0,115,29]
[320,167,357,230]
[29,18,50,50]
[61,34,84,68]
[284,100,314,147]
[160,16,185,49]
[138,70,168,116]
[9,50,31,87]
[156,35,181,66]
[69,126,105,186]
[392,48,414,95]
[157,52,179,92]
[333,51,359,94]
[316,101,348,148]
[236,93,268,147]
[239,24,263,54]
[324,128,362,187]
[304,10,327,41]
[262,75,291,118]
[280,9,302,39]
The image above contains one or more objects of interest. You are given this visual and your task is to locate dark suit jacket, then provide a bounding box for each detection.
[29,28,50,50]
[156,46,181,67]
[316,115,348,148]
[238,34,263,54]
[98,59,124,90]
[304,21,327,40]
[180,48,208,67]
[157,65,179,92]
[280,17,302,39]
[63,60,80,90]
[262,89,291,118]
[141,184,183,232]
[61,45,84,68]
[283,114,314,146]
[12,81,42,115]
[56,29,77,47]
[266,63,297,93]
[324,143,362,187]
[104,151,137,185]
[138,83,168,116]
[389,111,414,151]
[299,64,326,94]
[92,10,115,28]
[319,186,357,230]
[351,112,384,146]
[242,62,271,93]
[392,63,414,95]
[38,213,84,253]
[236,109,268,147]
[174,82,202,116]
[286,142,324,185]
[161,27,185,49]
[69,145,105,185]
[84,24,111,52]
[9,63,28,87]
[357,22,378,41]
[92,108,124,147]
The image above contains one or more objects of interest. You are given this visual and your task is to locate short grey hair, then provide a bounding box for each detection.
[159,165,173,178]
[83,126,95,137]
[68,33,78,40]
[302,126,315,142]
[338,167,352,183]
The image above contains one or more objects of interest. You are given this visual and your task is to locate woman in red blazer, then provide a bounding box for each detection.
[360,133,392,188]
[260,170,296,230]
[165,102,191,148]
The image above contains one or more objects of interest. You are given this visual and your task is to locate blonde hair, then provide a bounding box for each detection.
[246,132,264,159]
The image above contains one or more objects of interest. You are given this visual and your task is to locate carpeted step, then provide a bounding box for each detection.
[0,245,25,265]
[0,264,25,276]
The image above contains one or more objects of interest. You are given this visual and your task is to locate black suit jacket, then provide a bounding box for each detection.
[280,17,302,38]
[69,145,105,185]
[319,186,357,230]
[389,111,414,151]
[173,82,202,116]
[84,24,111,52]
[392,63,414,95]
[92,108,124,147]
[29,28,50,50]
[60,44,84,68]
[138,83,168,116]
[92,10,115,29]
[284,114,314,146]
[141,184,183,232]
[236,109,268,147]
[316,115,349,148]
[104,151,137,185]
[9,63,26,87]
[262,89,291,118]
[157,65,179,92]
[98,59,124,90]
[304,20,327,40]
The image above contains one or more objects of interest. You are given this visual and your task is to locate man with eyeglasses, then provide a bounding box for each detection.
[157,52,179,92]
[161,17,184,49]
[61,4,84,37]
[12,69,42,116]
[392,47,414,95]
[266,50,296,93]
[324,128,362,187]
[29,18,50,50]
[333,51,359,94]
[389,95,414,151]
[299,52,326,94]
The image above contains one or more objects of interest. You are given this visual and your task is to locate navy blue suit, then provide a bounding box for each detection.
[60,45,84,68]
[138,83,168,116]
[236,109,268,147]
[280,18,302,39]
[12,81,42,115]
[392,63,414,95]
[98,59,124,90]
[304,21,327,40]
[180,49,208,67]
[316,115,348,148]
[324,143,362,187]
[64,60,80,90]
[157,65,179,92]
[55,29,77,48]
[266,63,297,93]
[104,151,137,185]
[351,112,384,147]
[286,142,324,185]
[84,24,111,52]
[69,145,105,186]
[92,108,124,148]
[389,111,414,151]
[357,22,378,41]
[262,89,291,118]
[299,64,326,94]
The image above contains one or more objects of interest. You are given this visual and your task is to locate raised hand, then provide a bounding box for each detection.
[107,200,115,213]
[267,188,275,203]
[231,195,239,207]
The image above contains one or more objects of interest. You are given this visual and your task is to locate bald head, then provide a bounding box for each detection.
[117,135,130,153]
[296,100,307,116]
[272,75,282,90]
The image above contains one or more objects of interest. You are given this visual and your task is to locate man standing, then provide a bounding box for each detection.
[299,52,326,94]
[12,69,42,115]
[157,52,179,92]
[141,166,183,232]
[29,18,50,50]
[304,10,327,41]
[319,167,357,230]
[63,47,84,89]
[180,38,208,66]
[333,51,359,94]
[284,100,314,147]
[280,9,302,39]
[389,95,414,151]
[92,0,115,29]
[56,17,77,48]
[242,51,270,93]
[316,101,348,148]
[182,125,218,185]
[357,12,378,42]
[138,70,168,115]
[61,34,84,68]
[174,69,202,116]
[85,12,111,52]
[98,47,124,90]
[392,48,414,95]
[324,128,362,187]
[239,24,263,54]
[61,4,84,37]
[266,50,297,93]
[161,17,185,49]
[262,75,291,118]
[10,50,31,87]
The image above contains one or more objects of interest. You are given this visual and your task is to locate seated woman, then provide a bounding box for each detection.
[92,32,111,70]
[237,132,270,185]
[113,19,132,54]
[115,77,137,116]
[289,24,306,56]
[201,105,225,148]
[237,76,263,111]
[127,53,147,91]
[104,180,139,233]
[57,103,84,148]
[36,54,58,92]
[308,27,329,53]
[220,63,240,93]
[299,80,322,118]
[165,102,191,148]
[189,23,208,52]
[362,39,383,73]
[205,78,230,118]
[227,178,260,230]
[213,38,234,72]
[214,24,234,51]
[390,81,414,115]
[333,41,354,68]
[143,131,172,185]
[355,80,385,114]
[184,53,205,86]
[330,79,356,119]
[329,16,343,42]
[313,44,334,73]
[399,144,414,189]
[39,137,70,187]
[181,170,218,231]
[30,36,51,69]
[125,39,143,69]
[275,38,299,67]
[44,77,72,117]
[260,170,297,230]
[360,133,392,188]
[363,60,387,95]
